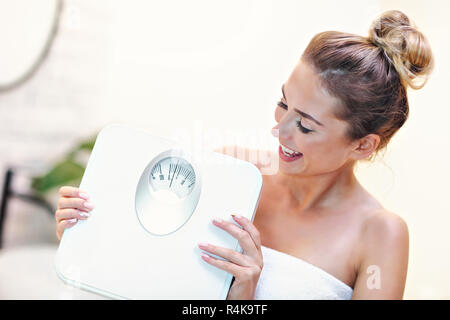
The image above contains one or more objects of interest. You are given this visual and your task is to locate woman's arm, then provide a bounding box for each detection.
[351,211,409,299]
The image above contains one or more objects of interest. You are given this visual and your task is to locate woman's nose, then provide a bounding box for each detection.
[271,124,279,137]
[274,112,297,140]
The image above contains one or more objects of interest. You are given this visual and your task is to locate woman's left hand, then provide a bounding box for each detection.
[198,214,263,300]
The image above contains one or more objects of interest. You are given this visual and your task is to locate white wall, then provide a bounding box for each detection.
[0,0,448,299]
[357,0,450,300]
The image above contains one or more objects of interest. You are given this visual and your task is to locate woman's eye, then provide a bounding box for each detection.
[277,100,288,110]
[277,100,313,134]
[296,120,313,134]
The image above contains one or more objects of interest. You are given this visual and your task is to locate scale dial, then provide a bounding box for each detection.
[149,156,196,201]
[135,149,201,236]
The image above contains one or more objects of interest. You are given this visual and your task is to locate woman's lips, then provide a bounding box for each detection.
[279,145,303,162]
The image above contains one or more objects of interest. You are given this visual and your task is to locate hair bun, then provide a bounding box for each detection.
[368,10,434,90]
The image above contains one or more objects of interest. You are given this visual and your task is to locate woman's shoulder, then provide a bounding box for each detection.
[361,209,409,241]
[349,192,409,270]
[350,186,409,241]
[355,207,409,273]
[351,207,409,298]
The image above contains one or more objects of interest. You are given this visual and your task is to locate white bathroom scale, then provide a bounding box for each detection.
[55,124,263,299]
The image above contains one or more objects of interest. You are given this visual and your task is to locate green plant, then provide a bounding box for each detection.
[31,134,98,195]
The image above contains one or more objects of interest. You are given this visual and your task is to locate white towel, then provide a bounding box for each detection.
[254,245,353,300]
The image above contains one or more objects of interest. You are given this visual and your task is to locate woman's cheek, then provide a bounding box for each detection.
[295,138,315,157]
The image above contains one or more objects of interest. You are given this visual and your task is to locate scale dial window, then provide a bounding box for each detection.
[149,156,196,200]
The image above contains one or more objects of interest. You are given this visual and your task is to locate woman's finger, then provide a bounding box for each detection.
[212,218,259,261]
[56,218,78,240]
[198,242,252,267]
[57,197,94,212]
[58,186,89,200]
[200,252,244,278]
[231,214,262,250]
[55,208,90,223]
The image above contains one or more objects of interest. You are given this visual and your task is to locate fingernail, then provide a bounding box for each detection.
[84,201,95,209]
[201,253,210,260]
[198,242,209,248]
[79,192,90,200]
[231,214,243,220]
[67,218,77,224]
[213,217,223,224]
[79,211,90,218]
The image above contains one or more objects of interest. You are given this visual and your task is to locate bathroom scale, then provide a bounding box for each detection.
[55,124,263,299]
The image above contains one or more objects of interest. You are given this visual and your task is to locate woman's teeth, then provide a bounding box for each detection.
[280,144,302,157]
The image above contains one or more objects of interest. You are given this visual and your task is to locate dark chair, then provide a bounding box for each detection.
[0,167,55,249]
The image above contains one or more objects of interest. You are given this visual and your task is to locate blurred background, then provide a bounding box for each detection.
[0,0,448,299]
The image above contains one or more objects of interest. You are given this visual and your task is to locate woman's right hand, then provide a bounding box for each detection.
[55,186,95,241]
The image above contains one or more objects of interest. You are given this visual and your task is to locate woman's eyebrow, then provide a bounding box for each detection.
[282,84,324,127]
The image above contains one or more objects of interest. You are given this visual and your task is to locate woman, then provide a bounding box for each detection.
[55,10,434,299]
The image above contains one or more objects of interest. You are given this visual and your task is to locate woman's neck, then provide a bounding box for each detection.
[275,161,360,213]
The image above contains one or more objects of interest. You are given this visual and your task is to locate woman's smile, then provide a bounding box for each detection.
[279,144,303,162]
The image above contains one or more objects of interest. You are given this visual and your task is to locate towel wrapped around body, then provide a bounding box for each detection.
[254,245,353,300]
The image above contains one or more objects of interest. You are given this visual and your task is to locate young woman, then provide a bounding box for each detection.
[55,10,434,299]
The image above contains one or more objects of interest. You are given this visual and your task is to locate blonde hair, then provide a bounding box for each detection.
[368,10,435,90]
[301,10,435,159]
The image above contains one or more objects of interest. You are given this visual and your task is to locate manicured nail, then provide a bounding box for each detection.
[198,242,209,248]
[79,192,90,200]
[213,218,223,224]
[201,253,210,260]
[231,214,243,220]
[67,218,77,224]
[84,201,95,209]
[79,211,90,218]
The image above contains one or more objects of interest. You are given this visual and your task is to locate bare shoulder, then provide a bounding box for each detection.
[361,209,409,244]
[355,208,410,275]
[351,207,409,271]
[351,208,410,299]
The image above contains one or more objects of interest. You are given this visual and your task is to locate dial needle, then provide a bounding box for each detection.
[169,160,179,188]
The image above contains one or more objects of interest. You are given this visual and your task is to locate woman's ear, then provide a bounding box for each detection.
[351,134,380,160]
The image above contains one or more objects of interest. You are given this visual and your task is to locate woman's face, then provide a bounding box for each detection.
[274,59,360,176]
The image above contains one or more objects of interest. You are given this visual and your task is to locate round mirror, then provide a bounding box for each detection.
[0,0,62,91]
